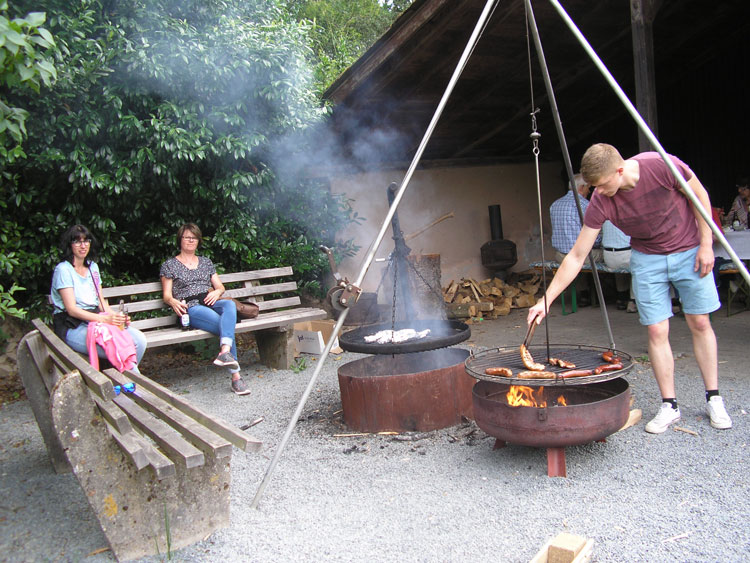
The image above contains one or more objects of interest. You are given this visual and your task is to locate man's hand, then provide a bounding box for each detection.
[527,300,547,325]
[694,244,715,277]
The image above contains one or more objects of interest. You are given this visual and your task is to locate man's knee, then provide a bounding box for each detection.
[647,320,669,342]
[685,313,713,333]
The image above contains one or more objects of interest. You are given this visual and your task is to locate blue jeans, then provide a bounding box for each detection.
[66,323,147,373]
[188,299,239,372]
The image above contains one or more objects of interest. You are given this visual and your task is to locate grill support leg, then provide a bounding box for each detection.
[493,439,506,450]
[546,447,567,477]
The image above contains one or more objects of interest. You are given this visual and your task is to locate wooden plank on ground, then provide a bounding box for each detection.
[104,369,233,459]
[113,394,205,469]
[120,369,263,453]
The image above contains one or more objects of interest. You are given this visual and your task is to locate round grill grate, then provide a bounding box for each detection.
[465,343,634,386]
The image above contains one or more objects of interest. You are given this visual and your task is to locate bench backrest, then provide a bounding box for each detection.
[98,266,302,332]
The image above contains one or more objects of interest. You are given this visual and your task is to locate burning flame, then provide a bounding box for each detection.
[507,385,567,407]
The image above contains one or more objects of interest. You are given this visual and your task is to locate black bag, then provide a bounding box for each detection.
[52,309,97,340]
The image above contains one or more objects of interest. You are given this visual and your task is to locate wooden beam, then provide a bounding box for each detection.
[630,0,661,152]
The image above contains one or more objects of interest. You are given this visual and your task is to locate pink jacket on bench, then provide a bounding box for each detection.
[86,321,137,372]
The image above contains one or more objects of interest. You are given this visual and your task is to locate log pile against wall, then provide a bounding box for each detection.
[443,272,541,320]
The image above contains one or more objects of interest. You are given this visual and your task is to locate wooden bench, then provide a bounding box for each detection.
[717,266,749,316]
[17,319,262,561]
[103,266,328,369]
[530,260,630,315]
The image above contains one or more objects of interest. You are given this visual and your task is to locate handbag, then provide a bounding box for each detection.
[224,297,259,319]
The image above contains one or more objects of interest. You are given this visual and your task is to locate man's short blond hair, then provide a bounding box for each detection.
[580,143,624,184]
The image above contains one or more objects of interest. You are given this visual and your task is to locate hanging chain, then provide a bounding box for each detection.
[391,254,398,330]
[530,108,541,156]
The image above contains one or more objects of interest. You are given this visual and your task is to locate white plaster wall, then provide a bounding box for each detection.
[330,161,566,292]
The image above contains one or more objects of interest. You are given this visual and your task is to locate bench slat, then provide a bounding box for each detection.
[113,394,206,469]
[143,308,327,348]
[105,421,150,471]
[100,267,296,299]
[31,320,116,401]
[24,332,62,394]
[121,369,263,453]
[91,392,134,435]
[104,369,233,459]
[123,292,301,318]
[219,266,293,282]
[130,432,177,480]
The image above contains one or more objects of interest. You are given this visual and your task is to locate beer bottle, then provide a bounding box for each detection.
[181,300,190,330]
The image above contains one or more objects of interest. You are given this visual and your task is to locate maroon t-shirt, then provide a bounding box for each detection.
[584,152,699,254]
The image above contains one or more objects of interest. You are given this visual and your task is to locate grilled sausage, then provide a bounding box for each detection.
[517,370,557,379]
[602,351,621,364]
[520,344,545,371]
[548,357,576,369]
[485,367,513,377]
[559,368,594,378]
[593,362,623,375]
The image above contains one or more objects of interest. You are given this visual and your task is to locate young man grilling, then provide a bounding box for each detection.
[527,143,732,433]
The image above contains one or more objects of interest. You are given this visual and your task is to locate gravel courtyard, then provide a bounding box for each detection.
[1,302,748,562]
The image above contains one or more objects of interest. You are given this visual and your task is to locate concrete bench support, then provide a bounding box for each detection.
[17,320,262,561]
[52,370,231,561]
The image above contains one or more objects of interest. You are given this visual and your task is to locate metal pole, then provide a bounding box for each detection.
[546,0,750,288]
[250,0,500,509]
[525,0,616,351]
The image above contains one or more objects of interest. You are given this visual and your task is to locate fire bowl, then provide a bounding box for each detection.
[472,378,630,449]
[337,348,473,433]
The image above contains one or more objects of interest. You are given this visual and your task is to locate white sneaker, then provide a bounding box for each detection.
[645,403,681,434]
[707,396,732,429]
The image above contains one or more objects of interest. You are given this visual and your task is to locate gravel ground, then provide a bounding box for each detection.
[1,303,748,562]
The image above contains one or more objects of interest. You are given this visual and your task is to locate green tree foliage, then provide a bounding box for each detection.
[2,0,360,313]
[0,1,57,319]
[287,0,411,93]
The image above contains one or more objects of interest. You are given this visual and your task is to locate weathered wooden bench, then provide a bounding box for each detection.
[103,266,328,369]
[17,319,262,561]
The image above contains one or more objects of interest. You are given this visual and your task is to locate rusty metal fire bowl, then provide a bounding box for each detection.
[472,378,630,448]
[337,348,473,433]
[471,377,630,477]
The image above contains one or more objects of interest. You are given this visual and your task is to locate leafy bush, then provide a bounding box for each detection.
[1,0,360,317]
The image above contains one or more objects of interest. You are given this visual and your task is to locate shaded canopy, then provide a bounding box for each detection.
[323,0,749,208]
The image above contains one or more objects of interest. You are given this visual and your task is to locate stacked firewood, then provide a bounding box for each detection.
[442,273,541,319]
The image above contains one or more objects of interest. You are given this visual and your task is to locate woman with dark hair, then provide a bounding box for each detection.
[51,224,147,371]
[160,223,249,395]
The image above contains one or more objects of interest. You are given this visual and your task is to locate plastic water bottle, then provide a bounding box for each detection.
[180,300,190,330]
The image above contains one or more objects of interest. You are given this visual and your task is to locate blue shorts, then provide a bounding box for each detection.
[630,246,720,326]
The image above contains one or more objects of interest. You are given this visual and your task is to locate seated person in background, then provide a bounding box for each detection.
[550,173,602,306]
[727,176,749,228]
[51,225,147,372]
[601,220,636,313]
[160,223,250,396]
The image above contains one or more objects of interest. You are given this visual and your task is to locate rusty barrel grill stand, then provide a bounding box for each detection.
[466,345,633,477]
